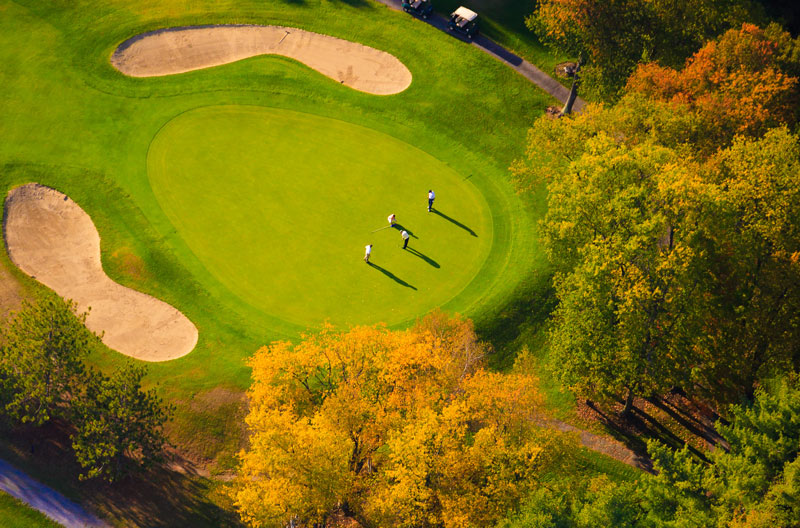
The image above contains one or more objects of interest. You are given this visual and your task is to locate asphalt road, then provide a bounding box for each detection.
[374,0,586,111]
[0,459,108,528]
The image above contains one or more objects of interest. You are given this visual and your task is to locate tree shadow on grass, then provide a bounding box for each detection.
[278,0,372,5]
[335,0,372,8]
[87,457,239,528]
[368,262,417,290]
[431,209,477,237]
[406,247,440,268]
[0,422,238,528]
[477,269,557,370]
[585,394,719,470]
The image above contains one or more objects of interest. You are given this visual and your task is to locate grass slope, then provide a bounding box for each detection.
[0,0,564,522]
[0,0,552,396]
[0,492,61,528]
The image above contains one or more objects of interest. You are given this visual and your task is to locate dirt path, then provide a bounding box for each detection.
[0,458,108,528]
[111,25,412,95]
[545,418,654,473]
[373,0,585,110]
[4,184,198,361]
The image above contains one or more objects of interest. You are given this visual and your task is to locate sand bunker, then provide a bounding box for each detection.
[111,25,412,95]
[3,184,198,361]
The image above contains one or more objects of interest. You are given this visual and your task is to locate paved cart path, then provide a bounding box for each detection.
[373,0,585,110]
[0,458,108,528]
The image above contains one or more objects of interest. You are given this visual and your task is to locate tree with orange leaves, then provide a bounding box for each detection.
[528,0,761,99]
[628,23,800,146]
[229,311,548,528]
[628,24,800,146]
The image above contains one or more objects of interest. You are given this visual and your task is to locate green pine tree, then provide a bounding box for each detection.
[71,364,173,482]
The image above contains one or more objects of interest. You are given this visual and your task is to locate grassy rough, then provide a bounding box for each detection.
[0,0,553,470]
[0,492,62,528]
[0,0,598,523]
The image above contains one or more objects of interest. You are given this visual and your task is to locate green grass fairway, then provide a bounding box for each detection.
[0,0,558,519]
[148,105,491,327]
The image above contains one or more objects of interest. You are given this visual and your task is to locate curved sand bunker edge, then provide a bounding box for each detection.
[111,24,413,95]
[3,183,198,362]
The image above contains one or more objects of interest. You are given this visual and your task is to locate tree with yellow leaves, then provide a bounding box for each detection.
[514,84,800,410]
[229,311,545,528]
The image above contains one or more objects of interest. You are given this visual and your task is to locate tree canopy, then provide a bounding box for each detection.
[498,376,800,527]
[528,0,763,98]
[0,295,92,425]
[514,84,800,407]
[71,365,173,481]
[0,294,173,482]
[642,376,800,527]
[628,23,800,145]
[230,312,552,528]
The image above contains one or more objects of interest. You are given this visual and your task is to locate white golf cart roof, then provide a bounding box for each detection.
[452,6,478,22]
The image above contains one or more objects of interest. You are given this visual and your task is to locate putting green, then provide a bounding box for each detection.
[147,105,492,327]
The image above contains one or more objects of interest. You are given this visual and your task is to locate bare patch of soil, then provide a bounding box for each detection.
[108,247,150,283]
[0,264,25,318]
[166,388,248,477]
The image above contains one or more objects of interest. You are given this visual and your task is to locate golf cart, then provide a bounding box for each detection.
[402,0,433,19]
[448,6,479,39]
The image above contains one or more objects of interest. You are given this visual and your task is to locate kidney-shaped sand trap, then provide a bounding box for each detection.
[111,25,412,95]
[3,184,198,361]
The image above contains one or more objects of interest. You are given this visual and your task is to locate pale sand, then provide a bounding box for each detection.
[111,25,412,95]
[3,184,198,361]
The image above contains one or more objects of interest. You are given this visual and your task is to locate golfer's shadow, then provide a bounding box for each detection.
[431,209,477,237]
[368,262,417,290]
[406,246,440,268]
[392,223,418,239]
